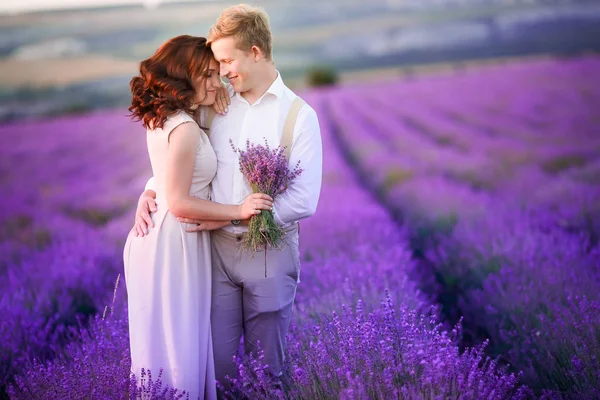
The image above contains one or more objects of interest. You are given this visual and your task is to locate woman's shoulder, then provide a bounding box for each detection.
[167,110,197,127]
[151,111,198,134]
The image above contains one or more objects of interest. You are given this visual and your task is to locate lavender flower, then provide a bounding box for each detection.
[3,55,600,399]
[230,138,303,253]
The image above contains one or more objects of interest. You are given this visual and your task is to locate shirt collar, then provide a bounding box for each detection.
[234,70,284,104]
[265,70,284,99]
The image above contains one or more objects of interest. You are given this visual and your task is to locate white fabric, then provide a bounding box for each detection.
[209,72,322,234]
[145,72,323,234]
[125,111,217,400]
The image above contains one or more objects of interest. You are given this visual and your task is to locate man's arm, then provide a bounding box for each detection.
[272,103,323,225]
[176,103,322,231]
[133,180,157,237]
[176,216,252,232]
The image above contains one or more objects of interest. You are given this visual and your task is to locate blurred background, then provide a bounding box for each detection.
[2,0,600,121]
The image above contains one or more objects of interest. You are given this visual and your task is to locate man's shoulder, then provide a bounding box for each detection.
[294,96,317,122]
[289,97,319,132]
[280,86,316,116]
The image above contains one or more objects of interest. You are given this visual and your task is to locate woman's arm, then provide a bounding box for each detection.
[166,122,272,221]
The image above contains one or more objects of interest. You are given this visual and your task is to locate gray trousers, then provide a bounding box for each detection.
[210,224,300,385]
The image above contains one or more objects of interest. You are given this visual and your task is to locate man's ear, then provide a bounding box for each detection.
[251,45,263,61]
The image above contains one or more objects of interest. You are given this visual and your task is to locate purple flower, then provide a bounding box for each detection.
[230,138,303,253]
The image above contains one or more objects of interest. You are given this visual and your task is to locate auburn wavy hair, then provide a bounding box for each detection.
[128,35,213,130]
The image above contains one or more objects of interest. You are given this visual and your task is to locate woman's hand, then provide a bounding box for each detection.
[212,83,231,115]
[239,193,273,220]
[133,190,157,237]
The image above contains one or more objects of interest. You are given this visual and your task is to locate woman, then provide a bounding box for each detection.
[123,35,273,399]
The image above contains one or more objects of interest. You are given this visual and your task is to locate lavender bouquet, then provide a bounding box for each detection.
[230,138,303,254]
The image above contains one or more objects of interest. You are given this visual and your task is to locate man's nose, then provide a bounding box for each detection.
[220,63,228,78]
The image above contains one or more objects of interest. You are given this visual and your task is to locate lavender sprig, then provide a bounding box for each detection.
[230,138,303,254]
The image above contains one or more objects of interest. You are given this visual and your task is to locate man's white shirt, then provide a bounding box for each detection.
[146,72,322,235]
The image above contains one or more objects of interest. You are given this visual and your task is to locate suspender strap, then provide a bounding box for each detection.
[206,96,305,156]
[281,97,305,160]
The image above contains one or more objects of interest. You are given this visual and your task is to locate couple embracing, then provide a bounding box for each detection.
[123,4,322,399]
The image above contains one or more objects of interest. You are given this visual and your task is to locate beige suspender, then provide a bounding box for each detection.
[205,96,306,232]
[281,97,305,160]
[204,96,305,162]
[282,97,305,234]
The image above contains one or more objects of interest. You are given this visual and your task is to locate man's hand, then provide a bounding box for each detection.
[212,83,231,115]
[176,217,252,232]
[176,217,230,232]
[133,190,157,237]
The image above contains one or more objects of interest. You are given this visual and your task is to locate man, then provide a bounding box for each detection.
[133,4,322,387]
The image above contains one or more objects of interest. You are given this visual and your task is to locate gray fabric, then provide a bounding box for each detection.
[210,224,299,384]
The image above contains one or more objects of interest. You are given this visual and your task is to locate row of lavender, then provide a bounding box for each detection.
[0,111,151,395]
[2,93,528,397]
[326,55,600,398]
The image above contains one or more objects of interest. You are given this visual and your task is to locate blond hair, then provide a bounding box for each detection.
[207,4,273,60]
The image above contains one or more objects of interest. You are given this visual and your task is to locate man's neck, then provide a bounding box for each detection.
[240,65,278,105]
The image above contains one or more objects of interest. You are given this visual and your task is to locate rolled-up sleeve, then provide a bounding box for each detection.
[273,103,323,225]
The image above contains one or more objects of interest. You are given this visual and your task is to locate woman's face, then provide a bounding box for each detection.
[191,57,221,108]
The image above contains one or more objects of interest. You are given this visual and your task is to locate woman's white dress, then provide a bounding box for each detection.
[123,111,217,400]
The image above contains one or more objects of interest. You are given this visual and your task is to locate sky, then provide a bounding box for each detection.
[0,0,184,15]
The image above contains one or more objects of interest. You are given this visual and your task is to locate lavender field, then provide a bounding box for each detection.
[2,55,599,399]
